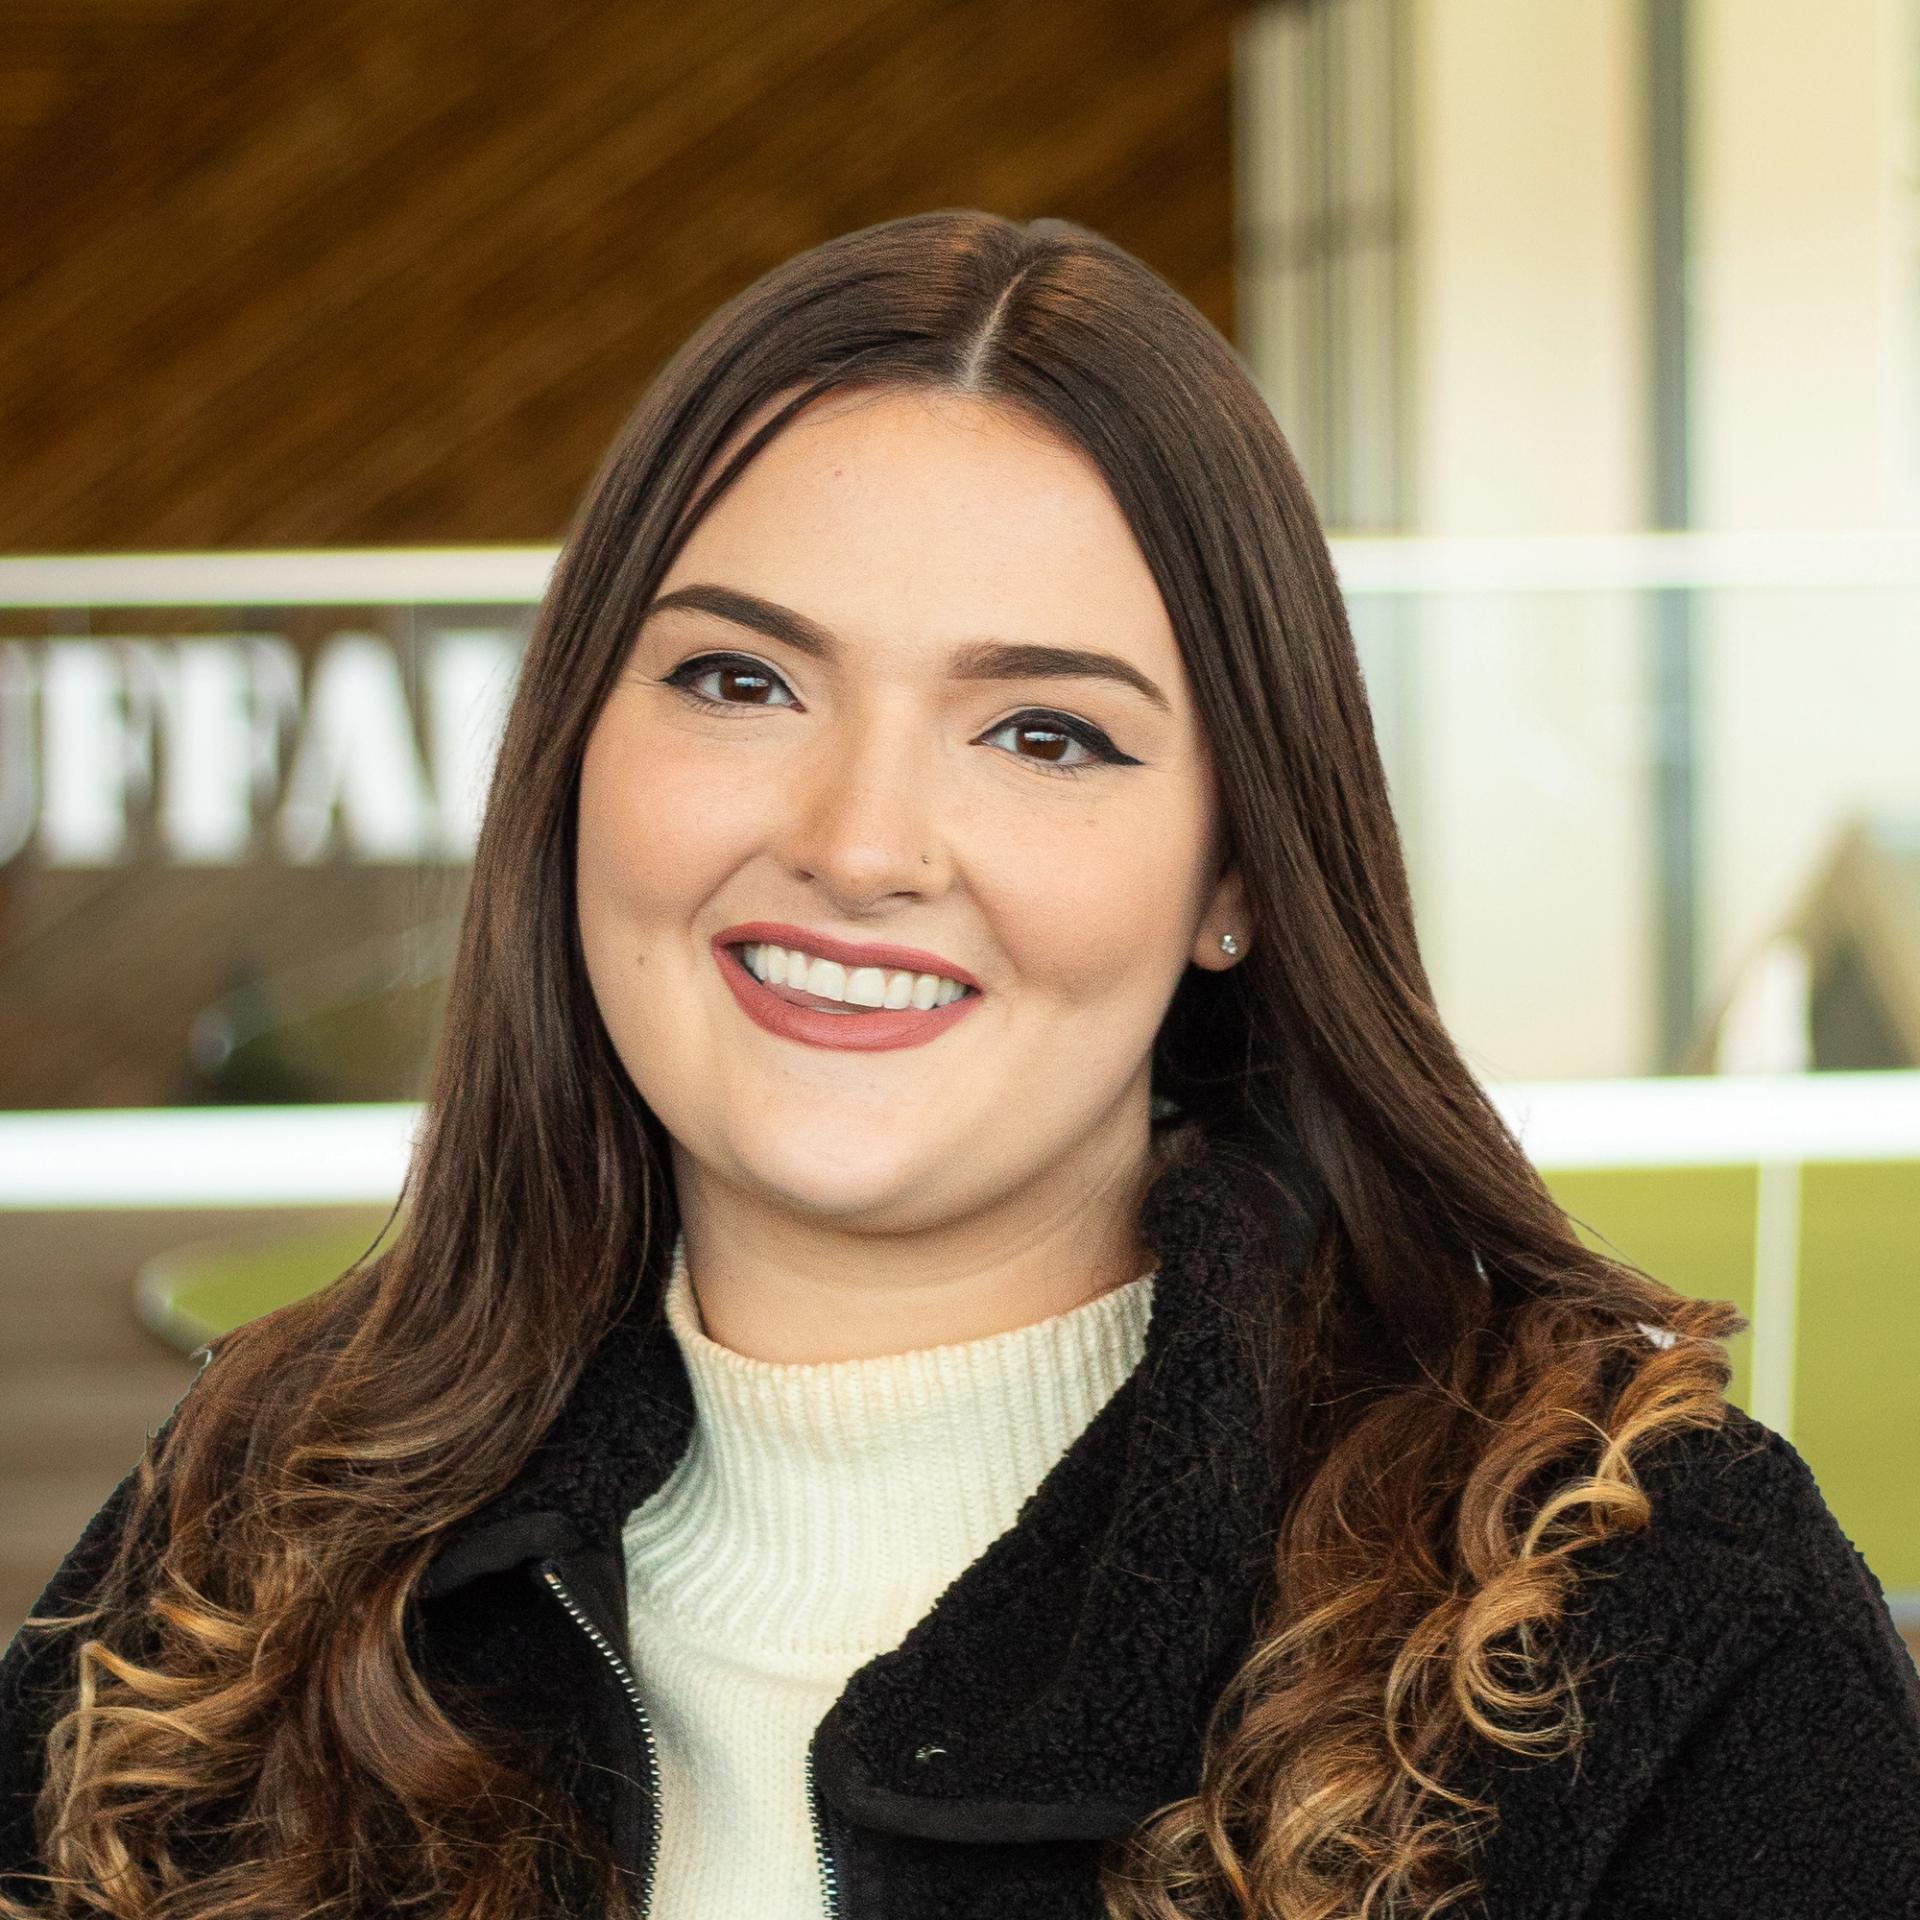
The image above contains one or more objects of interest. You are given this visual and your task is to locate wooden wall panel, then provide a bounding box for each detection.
[0,0,1243,550]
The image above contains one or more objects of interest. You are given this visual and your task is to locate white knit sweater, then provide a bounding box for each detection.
[620,1229,1158,1919]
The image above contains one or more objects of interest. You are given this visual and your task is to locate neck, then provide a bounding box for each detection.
[666,1126,1172,1363]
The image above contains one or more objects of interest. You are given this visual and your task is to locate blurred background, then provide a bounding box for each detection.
[0,0,1914,1663]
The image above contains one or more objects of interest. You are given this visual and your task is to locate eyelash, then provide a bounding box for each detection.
[658,650,1130,781]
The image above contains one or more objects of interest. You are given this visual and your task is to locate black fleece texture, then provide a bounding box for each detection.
[4,1126,1919,1918]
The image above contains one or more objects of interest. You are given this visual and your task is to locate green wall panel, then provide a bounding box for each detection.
[1544,1162,1918,1595]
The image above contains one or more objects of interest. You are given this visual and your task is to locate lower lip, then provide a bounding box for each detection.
[712,941,984,1052]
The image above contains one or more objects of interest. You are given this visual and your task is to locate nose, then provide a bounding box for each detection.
[775,701,952,906]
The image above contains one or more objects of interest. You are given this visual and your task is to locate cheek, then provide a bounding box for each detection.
[980,802,1206,1010]
[575,714,750,930]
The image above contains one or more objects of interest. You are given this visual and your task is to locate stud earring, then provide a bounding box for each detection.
[1219,933,1240,956]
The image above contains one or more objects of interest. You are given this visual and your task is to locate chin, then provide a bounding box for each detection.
[708,1128,968,1228]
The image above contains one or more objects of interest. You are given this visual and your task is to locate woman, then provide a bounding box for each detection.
[3,210,1918,1920]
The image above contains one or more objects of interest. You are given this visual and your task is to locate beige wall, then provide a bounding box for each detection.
[1408,0,1647,537]
[1693,0,1915,530]
[1692,0,1920,1007]
[1403,0,1653,1079]
[1240,0,1918,1079]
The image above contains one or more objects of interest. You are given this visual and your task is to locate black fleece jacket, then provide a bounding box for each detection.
[5,1129,1920,1918]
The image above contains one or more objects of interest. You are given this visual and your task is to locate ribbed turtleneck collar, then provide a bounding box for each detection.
[620,1229,1157,1662]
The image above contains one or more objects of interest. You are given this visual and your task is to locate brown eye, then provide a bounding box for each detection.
[979,711,1121,780]
[663,653,797,710]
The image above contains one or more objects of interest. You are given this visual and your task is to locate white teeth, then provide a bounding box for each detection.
[739,943,971,1009]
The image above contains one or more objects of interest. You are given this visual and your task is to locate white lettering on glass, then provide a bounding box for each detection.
[0,627,525,867]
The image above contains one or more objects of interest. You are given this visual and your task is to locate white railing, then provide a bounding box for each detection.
[5,1072,1917,1441]
[6,1071,1916,1193]
[0,545,560,607]
[2,528,1918,609]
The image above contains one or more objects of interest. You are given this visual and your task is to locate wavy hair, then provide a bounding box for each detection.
[3,209,1743,1919]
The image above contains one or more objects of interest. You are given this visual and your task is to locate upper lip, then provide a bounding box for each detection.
[713,921,982,991]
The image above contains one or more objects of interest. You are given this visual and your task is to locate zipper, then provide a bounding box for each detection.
[805,1726,846,1918]
[538,1559,662,1917]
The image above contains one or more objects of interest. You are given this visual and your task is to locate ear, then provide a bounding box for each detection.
[1194,860,1252,972]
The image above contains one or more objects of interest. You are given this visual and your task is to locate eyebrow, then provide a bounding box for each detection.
[641,582,1171,715]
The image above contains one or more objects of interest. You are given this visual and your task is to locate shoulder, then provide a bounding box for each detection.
[0,1357,216,1892]
[1560,1401,1920,1747]
[1473,1403,1920,1916]
[1582,1402,1913,1676]
[1580,1405,1920,1912]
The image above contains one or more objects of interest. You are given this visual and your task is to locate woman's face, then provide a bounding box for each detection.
[576,383,1248,1236]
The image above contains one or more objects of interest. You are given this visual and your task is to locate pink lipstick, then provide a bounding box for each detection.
[710,927,983,1053]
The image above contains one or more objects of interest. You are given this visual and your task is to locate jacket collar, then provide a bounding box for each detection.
[417,1123,1329,1843]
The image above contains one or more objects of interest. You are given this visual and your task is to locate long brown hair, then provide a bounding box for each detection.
[5,210,1742,1920]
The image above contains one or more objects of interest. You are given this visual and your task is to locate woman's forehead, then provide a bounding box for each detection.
[658,396,1178,691]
